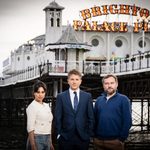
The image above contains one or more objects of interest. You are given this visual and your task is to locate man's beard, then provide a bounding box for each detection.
[106,88,116,96]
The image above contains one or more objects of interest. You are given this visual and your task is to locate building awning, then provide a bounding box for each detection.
[46,43,92,51]
[86,56,107,61]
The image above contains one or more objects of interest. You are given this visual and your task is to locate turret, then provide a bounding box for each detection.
[43,1,64,45]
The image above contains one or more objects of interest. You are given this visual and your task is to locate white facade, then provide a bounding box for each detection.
[2,1,150,78]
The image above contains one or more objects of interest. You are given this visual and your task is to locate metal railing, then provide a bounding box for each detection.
[1,51,150,86]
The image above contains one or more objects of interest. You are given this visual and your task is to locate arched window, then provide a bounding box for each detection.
[57,18,60,27]
[51,18,54,27]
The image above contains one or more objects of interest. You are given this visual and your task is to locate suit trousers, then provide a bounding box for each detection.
[57,130,89,150]
[93,138,124,150]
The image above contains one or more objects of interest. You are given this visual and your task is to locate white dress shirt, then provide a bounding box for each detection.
[26,100,53,134]
[69,88,80,109]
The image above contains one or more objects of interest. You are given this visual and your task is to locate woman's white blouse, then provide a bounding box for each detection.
[26,100,53,134]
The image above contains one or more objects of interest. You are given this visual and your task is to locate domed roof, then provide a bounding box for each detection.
[43,1,64,11]
[15,35,45,53]
[30,35,45,45]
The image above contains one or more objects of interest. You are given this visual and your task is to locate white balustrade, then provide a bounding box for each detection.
[1,54,150,86]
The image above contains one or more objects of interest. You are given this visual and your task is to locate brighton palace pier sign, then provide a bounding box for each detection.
[73,4,150,32]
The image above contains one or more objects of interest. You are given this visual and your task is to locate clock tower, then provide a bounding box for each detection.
[43,1,64,45]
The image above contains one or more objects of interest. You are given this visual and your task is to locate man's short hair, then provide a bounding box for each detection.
[102,74,118,84]
[68,69,82,79]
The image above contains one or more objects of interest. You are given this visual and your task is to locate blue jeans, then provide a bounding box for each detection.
[26,134,51,150]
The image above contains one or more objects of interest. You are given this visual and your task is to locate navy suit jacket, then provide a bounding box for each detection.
[55,89,95,141]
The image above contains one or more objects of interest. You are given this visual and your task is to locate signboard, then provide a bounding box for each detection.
[73,4,150,32]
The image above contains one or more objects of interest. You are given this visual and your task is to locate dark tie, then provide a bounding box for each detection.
[74,91,78,111]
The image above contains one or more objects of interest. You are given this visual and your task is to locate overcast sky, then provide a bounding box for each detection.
[0,0,150,75]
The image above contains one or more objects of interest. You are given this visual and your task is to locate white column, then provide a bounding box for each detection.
[83,30,86,43]
[130,15,133,55]
[142,30,145,53]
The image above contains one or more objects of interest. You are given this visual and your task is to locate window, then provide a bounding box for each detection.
[57,18,60,27]
[60,49,65,60]
[115,39,122,47]
[91,39,99,47]
[51,18,54,27]
[139,40,146,48]
[55,50,59,60]
[27,56,30,61]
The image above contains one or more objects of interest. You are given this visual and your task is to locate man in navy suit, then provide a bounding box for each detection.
[55,69,95,150]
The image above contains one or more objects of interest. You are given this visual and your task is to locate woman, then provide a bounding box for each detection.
[26,80,54,150]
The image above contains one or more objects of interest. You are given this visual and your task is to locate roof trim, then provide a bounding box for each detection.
[43,1,64,11]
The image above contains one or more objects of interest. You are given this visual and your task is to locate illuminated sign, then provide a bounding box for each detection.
[73,4,150,32]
